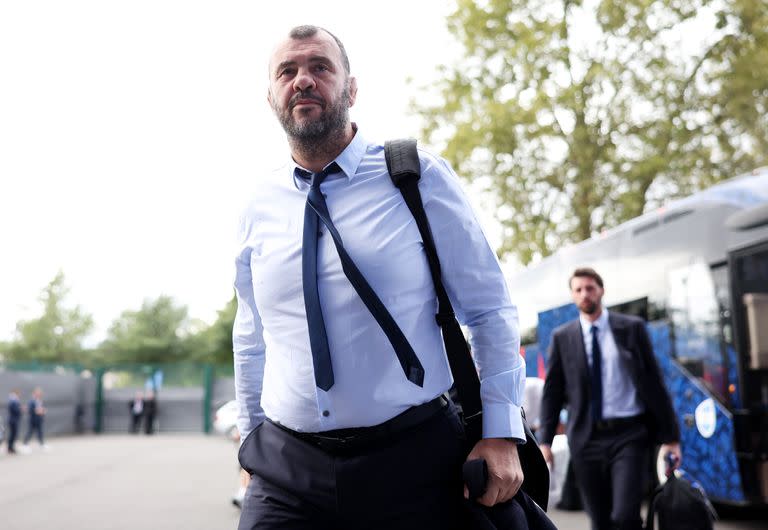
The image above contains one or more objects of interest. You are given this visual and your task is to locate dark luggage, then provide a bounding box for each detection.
[644,469,717,530]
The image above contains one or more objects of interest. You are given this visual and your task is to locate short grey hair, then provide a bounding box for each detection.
[288,25,350,74]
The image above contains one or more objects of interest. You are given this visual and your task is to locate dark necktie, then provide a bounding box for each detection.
[590,325,603,422]
[299,164,425,391]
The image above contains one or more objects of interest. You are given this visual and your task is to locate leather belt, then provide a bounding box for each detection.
[270,394,449,454]
[593,414,645,432]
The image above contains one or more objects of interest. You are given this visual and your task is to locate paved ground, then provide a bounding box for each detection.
[1,435,241,530]
[1,435,765,529]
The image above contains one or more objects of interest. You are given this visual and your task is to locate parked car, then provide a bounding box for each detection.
[213,400,239,441]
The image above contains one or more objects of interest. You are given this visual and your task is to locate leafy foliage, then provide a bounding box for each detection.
[3,274,237,366]
[7,271,94,362]
[183,294,237,364]
[418,0,768,263]
[100,295,190,363]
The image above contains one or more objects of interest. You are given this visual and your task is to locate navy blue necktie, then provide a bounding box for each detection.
[299,164,425,391]
[590,325,603,422]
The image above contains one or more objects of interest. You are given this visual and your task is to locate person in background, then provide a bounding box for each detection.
[23,387,47,450]
[538,267,681,530]
[143,390,157,435]
[129,391,144,434]
[522,376,544,433]
[6,389,22,454]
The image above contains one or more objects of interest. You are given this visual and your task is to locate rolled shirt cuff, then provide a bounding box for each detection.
[482,402,526,443]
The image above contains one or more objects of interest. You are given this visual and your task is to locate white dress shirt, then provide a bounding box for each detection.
[233,129,524,441]
[579,309,644,419]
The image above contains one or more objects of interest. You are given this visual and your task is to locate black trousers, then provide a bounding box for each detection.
[7,421,19,452]
[571,422,649,530]
[238,403,466,530]
[24,419,44,445]
[130,414,142,433]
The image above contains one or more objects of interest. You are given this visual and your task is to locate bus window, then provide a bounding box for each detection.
[608,297,648,321]
[668,262,729,403]
[711,264,734,346]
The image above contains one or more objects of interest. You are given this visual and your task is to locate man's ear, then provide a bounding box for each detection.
[348,76,358,107]
[267,88,273,108]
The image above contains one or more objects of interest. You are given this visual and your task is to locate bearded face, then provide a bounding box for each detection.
[271,83,351,144]
[570,276,604,316]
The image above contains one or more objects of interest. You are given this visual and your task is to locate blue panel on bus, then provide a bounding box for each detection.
[537,303,579,366]
[522,343,541,377]
[647,321,745,502]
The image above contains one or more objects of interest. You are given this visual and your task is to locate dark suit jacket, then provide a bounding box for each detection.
[28,399,43,426]
[464,492,558,530]
[538,312,679,455]
[8,398,21,425]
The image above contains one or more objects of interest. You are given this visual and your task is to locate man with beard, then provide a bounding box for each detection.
[233,25,525,529]
[538,267,681,530]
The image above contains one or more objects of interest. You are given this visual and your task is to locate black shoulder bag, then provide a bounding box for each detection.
[384,138,550,510]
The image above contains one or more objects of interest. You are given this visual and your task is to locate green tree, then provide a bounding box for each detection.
[8,271,94,362]
[185,295,237,364]
[419,0,768,263]
[100,295,189,363]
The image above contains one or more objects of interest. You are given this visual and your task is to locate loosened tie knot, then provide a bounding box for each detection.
[294,162,342,189]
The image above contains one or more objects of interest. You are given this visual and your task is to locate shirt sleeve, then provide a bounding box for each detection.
[419,152,525,442]
[233,216,267,442]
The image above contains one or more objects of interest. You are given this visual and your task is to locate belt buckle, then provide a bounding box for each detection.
[317,432,358,452]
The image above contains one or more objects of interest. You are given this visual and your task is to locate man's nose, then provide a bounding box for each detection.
[293,68,316,92]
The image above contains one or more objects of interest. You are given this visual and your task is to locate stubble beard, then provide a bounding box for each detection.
[579,300,599,315]
[273,85,351,158]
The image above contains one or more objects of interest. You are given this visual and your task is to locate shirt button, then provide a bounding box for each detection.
[322,410,330,417]
[317,231,323,237]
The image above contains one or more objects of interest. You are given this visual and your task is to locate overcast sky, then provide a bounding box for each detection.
[0,1,477,344]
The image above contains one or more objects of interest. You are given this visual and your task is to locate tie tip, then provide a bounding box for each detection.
[409,367,425,387]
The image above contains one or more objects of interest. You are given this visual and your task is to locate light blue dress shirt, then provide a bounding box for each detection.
[233,129,524,441]
[579,309,644,419]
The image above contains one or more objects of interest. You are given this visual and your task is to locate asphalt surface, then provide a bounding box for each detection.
[1,435,765,529]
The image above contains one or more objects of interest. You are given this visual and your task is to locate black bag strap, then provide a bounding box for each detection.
[384,138,483,440]
[385,138,550,510]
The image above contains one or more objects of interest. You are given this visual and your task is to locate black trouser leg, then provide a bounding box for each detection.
[573,449,612,530]
[336,404,465,530]
[238,403,465,530]
[8,422,18,452]
[572,423,648,530]
[608,439,647,530]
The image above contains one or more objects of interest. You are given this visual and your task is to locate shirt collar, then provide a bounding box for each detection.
[289,124,368,187]
[580,308,609,335]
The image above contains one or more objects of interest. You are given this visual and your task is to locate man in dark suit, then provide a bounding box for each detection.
[23,387,47,448]
[538,267,681,530]
[128,391,144,434]
[6,389,22,454]
[143,390,157,435]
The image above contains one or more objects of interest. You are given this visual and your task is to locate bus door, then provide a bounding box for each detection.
[728,241,768,503]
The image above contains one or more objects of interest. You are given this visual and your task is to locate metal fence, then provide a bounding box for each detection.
[0,362,235,437]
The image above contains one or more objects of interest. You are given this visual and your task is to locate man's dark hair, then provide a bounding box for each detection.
[288,25,350,74]
[569,267,604,288]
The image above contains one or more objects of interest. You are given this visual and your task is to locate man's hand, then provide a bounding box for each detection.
[660,442,682,470]
[539,443,553,468]
[464,438,524,507]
